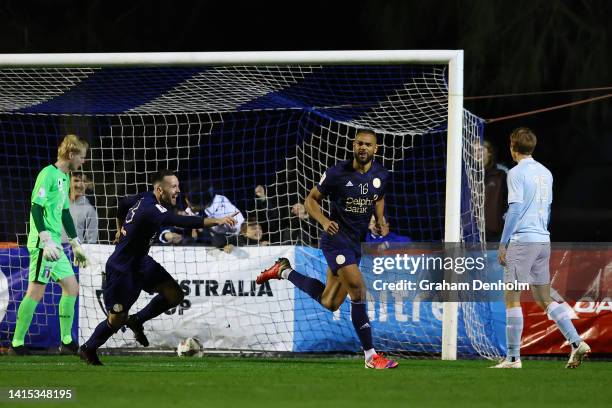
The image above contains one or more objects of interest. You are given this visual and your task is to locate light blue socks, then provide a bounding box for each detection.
[547,302,581,347]
[506,307,523,361]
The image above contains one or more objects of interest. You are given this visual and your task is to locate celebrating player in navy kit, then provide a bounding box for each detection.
[80,170,237,365]
[257,129,398,369]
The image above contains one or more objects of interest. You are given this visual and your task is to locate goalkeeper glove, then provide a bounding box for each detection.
[39,231,61,262]
[69,237,89,268]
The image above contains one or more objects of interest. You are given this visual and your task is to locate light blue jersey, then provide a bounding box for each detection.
[507,157,552,242]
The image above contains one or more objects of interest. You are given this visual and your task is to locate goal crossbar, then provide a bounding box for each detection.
[0,50,462,67]
[0,50,464,360]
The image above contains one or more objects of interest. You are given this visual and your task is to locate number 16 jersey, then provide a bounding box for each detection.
[316,160,389,245]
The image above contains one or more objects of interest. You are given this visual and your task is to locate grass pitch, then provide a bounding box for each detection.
[0,355,610,408]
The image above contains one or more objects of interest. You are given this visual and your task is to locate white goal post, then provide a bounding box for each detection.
[0,50,472,360]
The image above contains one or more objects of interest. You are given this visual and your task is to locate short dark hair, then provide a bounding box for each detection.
[483,140,497,161]
[71,171,89,180]
[151,169,176,186]
[356,128,377,139]
[240,220,260,235]
[510,127,537,155]
[186,180,215,209]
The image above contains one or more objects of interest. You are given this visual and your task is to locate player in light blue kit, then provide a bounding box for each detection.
[493,127,590,369]
[257,130,398,369]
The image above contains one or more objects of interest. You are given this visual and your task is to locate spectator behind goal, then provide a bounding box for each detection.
[222,219,269,253]
[483,140,508,242]
[61,171,98,244]
[190,181,245,248]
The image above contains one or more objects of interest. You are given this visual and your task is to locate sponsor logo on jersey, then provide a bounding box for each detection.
[345,196,374,213]
[345,181,353,187]
[37,187,46,198]
[336,254,346,265]
[373,178,381,188]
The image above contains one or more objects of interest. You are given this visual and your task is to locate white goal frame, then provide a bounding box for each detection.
[0,50,464,360]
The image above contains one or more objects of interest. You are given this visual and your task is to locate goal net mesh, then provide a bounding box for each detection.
[0,64,502,359]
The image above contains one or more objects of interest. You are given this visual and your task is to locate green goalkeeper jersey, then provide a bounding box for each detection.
[27,165,70,248]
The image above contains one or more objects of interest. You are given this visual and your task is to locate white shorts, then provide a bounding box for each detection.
[504,242,550,286]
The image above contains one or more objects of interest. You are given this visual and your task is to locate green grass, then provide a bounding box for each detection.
[0,355,610,408]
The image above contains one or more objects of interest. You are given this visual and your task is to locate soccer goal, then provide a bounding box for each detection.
[0,51,502,360]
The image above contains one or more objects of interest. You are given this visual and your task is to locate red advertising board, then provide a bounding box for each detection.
[522,247,612,354]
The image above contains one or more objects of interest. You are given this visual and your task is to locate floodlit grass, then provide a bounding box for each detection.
[0,355,610,408]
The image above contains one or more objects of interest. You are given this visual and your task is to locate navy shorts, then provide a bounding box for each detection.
[103,255,173,314]
[320,232,361,275]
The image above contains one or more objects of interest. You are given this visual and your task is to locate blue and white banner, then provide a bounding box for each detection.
[78,245,296,351]
[1,245,505,355]
[293,247,506,355]
[0,246,79,349]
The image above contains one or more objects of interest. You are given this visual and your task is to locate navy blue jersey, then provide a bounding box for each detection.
[107,192,204,274]
[316,160,389,243]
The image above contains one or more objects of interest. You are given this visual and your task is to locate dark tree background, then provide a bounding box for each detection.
[1,0,610,240]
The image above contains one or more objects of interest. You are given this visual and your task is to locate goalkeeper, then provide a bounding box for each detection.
[11,134,90,355]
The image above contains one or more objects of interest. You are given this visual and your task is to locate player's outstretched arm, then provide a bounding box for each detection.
[304,187,339,235]
[203,211,239,229]
[165,211,239,230]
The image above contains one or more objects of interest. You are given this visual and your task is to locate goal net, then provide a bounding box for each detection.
[0,52,503,359]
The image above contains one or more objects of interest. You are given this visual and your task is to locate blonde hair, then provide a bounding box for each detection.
[57,134,89,160]
[510,127,537,155]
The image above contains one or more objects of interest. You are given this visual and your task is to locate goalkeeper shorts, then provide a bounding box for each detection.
[28,247,74,284]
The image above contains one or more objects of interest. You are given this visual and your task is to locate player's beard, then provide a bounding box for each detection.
[354,151,373,166]
[160,193,175,208]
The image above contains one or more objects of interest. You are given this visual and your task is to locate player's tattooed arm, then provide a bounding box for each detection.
[304,186,339,235]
